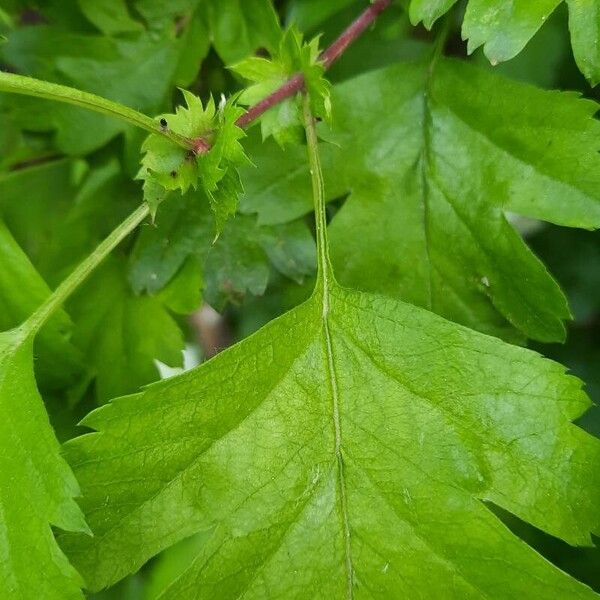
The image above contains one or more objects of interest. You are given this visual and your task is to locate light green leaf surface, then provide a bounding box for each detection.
[408,0,600,84]
[242,59,600,342]
[62,278,600,598]
[60,97,600,599]
[0,326,88,598]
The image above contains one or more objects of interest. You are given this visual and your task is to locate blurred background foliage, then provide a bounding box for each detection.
[0,0,599,596]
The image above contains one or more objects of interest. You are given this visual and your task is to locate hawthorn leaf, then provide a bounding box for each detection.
[0,325,88,598]
[59,90,600,597]
[68,257,184,403]
[242,59,600,342]
[60,273,600,596]
[408,0,600,83]
[461,0,563,65]
[326,59,600,342]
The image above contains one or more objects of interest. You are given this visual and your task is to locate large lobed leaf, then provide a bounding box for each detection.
[408,0,600,85]
[61,268,600,597]
[241,58,600,342]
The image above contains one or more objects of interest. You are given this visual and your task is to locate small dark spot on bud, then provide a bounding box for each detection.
[160,118,168,129]
[185,150,195,161]
[170,170,177,178]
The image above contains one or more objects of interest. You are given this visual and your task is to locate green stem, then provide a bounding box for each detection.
[25,203,150,336]
[302,94,331,284]
[0,71,193,150]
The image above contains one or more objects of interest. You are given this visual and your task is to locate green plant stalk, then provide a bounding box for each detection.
[0,71,193,149]
[24,203,150,336]
[302,94,331,283]
[302,94,354,596]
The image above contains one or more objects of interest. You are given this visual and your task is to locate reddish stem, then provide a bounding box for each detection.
[320,0,392,68]
[236,73,305,129]
[195,0,392,148]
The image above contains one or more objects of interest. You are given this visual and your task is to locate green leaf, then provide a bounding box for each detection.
[408,0,600,84]
[0,195,151,597]
[285,0,358,32]
[1,28,192,154]
[134,0,280,65]
[206,0,281,65]
[129,187,316,310]
[59,273,600,597]
[327,59,600,342]
[239,133,321,225]
[139,91,248,229]
[462,0,563,65]
[59,93,600,599]
[0,326,88,598]
[232,26,331,145]
[566,0,600,86]
[68,257,184,403]
[242,59,600,342]
[78,0,142,36]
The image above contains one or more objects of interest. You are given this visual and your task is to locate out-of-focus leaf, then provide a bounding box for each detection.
[129,188,316,310]
[68,257,184,403]
[0,219,83,389]
[78,0,142,36]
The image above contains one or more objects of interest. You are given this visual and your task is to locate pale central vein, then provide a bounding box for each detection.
[322,283,354,600]
[303,92,354,598]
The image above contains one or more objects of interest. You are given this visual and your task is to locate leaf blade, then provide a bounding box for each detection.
[0,329,88,598]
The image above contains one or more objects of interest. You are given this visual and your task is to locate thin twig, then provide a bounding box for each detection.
[218,0,391,134]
